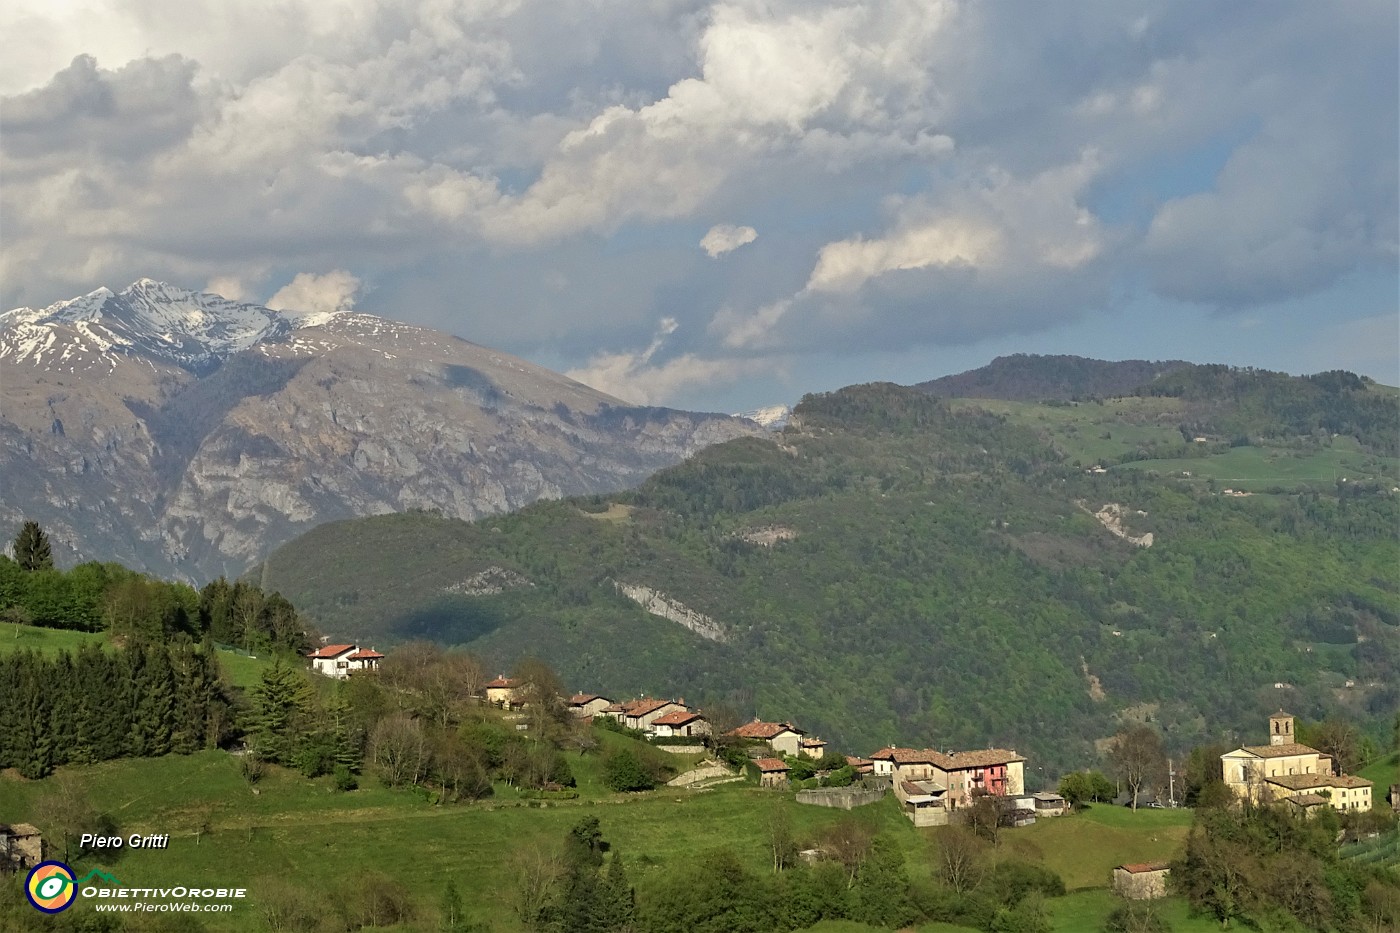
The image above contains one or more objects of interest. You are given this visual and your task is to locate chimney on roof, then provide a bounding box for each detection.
[677,697,685,706]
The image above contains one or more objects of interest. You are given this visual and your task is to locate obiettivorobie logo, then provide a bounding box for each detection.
[25,861,248,915]
[24,862,108,913]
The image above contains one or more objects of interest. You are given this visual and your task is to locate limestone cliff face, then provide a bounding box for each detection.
[1,282,758,581]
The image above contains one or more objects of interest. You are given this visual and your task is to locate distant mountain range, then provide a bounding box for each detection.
[0,280,758,581]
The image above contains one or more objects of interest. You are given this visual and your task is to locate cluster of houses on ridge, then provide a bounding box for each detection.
[304,650,1382,828]
[487,675,1069,826]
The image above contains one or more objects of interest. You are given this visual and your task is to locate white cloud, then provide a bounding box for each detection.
[0,0,1392,406]
[205,275,252,302]
[267,270,362,317]
[700,224,757,257]
[564,315,772,404]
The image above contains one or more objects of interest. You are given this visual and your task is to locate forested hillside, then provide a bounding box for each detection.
[916,354,1191,401]
[263,376,1400,775]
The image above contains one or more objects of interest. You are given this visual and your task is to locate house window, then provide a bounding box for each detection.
[337,661,348,669]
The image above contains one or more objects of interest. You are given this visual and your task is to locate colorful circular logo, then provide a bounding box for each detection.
[26,861,77,913]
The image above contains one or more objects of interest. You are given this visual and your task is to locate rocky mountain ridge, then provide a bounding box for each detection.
[1,280,758,581]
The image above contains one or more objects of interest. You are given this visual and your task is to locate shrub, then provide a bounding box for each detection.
[333,765,358,792]
[603,748,656,792]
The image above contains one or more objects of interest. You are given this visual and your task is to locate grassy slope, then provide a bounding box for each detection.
[0,621,277,688]
[0,747,1208,933]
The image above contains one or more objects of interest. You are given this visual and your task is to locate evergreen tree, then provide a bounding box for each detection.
[12,520,53,572]
[250,659,312,764]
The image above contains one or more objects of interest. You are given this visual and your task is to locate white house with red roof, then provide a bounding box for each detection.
[651,709,711,738]
[307,643,384,679]
[485,675,525,708]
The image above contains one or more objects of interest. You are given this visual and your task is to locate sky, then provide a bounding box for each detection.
[1,0,1396,413]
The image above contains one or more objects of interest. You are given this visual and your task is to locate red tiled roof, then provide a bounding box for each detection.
[870,747,897,760]
[754,758,789,772]
[308,644,356,658]
[651,710,703,727]
[1236,743,1321,759]
[1118,862,1170,874]
[800,737,826,747]
[729,720,803,740]
[946,748,1025,769]
[623,698,677,718]
[569,694,608,705]
[348,649,383,660]
[486,676,520,689]
[891,748,950,767]
[845,756,871,767]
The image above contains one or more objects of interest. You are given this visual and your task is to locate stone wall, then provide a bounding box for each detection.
[796,786,888,810]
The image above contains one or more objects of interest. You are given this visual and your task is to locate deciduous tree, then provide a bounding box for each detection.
[1108,726,1166,811]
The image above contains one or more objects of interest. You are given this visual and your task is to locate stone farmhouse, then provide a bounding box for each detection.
[754,758,791,787]
[1220,712,1373,812]
[601,698,691,731]
[567,694,614,718]
[0,824,43,873]
[875,746,1027,825]
[306,643,384,679]
[727,720,810,757]
[1113,862,1170,899]
[485,675,525,708]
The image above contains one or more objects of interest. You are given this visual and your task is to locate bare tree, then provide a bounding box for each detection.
[965,791,1008,844]
[934,826,988,894]
[509,844,561,931]
[371,713,430,787]
[821,816,875,887]
[1108,725,1167,811]
[767,805,798,873]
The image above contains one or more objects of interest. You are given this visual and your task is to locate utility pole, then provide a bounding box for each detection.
[1168,758,1176,808]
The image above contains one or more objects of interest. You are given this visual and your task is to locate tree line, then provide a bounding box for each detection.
[1,521,312,653]
[0,640,227,778]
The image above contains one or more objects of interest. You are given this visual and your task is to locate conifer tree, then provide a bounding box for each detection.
[250,659,312,764]
[13,520,53,572]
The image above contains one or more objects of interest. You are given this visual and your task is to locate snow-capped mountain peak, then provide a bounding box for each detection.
[1,279,307,373]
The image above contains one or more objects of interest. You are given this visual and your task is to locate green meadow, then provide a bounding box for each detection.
[0,621,278,689]
[1,744,1216,932]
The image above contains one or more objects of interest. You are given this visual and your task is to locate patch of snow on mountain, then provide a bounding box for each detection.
[732,405,792,429]
[0,279,338,373]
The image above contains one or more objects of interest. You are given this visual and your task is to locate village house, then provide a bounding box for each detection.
[650,709,711,738]
[485,675,525,709]
[1031,791,1069,817]
[728,720,805,757]
[868,747,898,776]
[882,746,1027,824]
[1220,712,1373,811]
[1113,863,1170,899]
[845,756,874,777]
[306,643,384,679]
[566,694,613,718]
[798,736,828,760]
[0,824,43,873]
[603,698,691,732]
[754,758,791,788]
